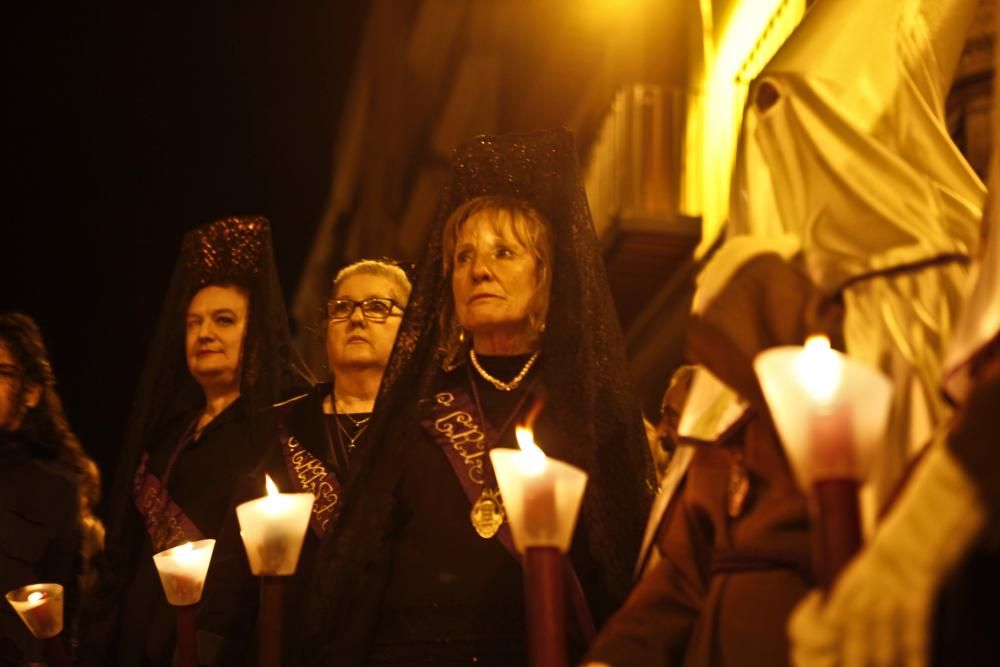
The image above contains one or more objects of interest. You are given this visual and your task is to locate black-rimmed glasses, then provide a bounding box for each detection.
[326,298,402,322]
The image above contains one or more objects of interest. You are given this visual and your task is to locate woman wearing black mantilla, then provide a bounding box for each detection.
[301,128,655,666]
[79,217,304,666]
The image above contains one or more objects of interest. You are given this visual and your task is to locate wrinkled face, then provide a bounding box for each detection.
[451,211,543,343]
[0,342,25,432]
[185,284,249,393]
[326,273,405,377]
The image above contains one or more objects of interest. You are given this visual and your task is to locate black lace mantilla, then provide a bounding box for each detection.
[303,129,655,661]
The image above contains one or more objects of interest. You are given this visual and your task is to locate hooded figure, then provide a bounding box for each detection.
[79,217,305,666]
[729,0,985,514]
[790,155,1000,667]
[300,128,655,666]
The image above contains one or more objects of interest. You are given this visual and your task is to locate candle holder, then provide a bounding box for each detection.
[5,583,70,667]
[152,539,216,667]
[236,475,314,667]
[490,428,588,667]
[754,336,892,589]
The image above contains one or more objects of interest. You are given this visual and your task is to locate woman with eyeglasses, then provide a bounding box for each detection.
[193,259,412,664]
[273,258,411,490]
[320,259,411,463]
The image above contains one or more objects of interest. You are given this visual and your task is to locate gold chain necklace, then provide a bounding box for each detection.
[334,399,372,428]
[334,414,369,451]
[468,349,540,392]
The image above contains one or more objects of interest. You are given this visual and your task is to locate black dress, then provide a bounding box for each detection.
[110,400,265,667]
[0,432,80,667]
[364,355,607,666]
[199,384,366,665]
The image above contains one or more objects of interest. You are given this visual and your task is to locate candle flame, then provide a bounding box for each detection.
[515,425,547,475]
[797,335,841,403]
[26,591,46,603]
[265,474,279,496]
[172,541,195,563]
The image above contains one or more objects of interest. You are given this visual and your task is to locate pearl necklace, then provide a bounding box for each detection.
[469,349,540,392]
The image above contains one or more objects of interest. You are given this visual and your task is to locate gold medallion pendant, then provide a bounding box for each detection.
[470,487,505,538]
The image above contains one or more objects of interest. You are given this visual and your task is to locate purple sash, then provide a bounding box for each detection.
[132,452,204,552]
[278,426,342,539]
[421,385,597,641]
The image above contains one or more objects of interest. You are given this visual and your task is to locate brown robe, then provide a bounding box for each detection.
[586,252,844,666]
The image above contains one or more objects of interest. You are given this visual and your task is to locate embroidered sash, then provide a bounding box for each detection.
[278,425,342,539]
[421,384,596,641]
[132,452,204,552]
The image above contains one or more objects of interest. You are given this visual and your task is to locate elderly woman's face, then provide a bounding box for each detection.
[451,210,542,345]
[326,272,405,377]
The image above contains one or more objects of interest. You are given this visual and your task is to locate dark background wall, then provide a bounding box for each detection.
[3,2,366,513]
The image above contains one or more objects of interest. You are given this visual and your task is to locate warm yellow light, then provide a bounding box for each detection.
[515,426,547,475]
[26,591,45,604]
[693,0,806,255]
[578,0,645,24]
[265,474,279,496]
[796,335,842,403]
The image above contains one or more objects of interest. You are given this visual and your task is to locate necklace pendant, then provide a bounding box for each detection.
[470,487,505,538]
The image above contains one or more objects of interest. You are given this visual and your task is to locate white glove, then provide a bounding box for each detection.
[788,443,985,667]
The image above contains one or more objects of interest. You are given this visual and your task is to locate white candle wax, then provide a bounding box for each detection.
[236,476,314,576]
[152,539,216,606]
[754,335,893,490]
[5,584,64,639]
[490,428,588,553]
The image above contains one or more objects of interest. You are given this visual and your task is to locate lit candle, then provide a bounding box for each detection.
[5,584,63,639]
[754,335,893,588]
[236,475,314,576]
[515,426,558,542]
[490,427,588,553]
[152,539,216,606]
[755,335,891,490]
[491,428,589,667]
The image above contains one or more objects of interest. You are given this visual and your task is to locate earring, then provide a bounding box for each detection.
[458,328,466,343]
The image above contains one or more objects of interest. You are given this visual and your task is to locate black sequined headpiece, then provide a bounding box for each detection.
[181,216,270,287]
[448,129,582,225]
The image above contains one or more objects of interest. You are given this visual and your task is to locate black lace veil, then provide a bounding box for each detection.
[304,129,655,654]
[88,217,305,655]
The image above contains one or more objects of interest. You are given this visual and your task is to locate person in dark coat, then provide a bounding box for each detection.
[0,312,101,666]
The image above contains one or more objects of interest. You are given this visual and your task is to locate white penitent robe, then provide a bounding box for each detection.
[728,0,986,513]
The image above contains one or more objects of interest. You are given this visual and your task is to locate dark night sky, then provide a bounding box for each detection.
[4,2,366,509]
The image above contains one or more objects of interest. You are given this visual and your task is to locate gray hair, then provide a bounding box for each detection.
[331,259,412,305]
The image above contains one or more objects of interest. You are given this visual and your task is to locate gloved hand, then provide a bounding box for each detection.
[788,443,985,667]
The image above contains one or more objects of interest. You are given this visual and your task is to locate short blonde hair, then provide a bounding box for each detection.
[332,259,412,305]
[439,196,553,361]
